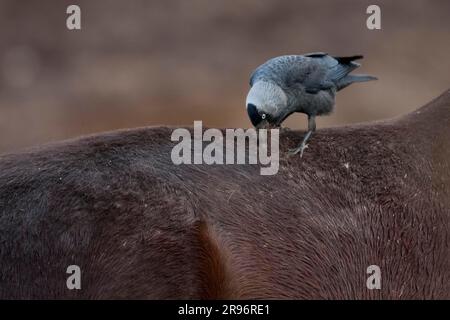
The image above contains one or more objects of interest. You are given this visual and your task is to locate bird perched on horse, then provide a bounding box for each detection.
[246,52,377,157]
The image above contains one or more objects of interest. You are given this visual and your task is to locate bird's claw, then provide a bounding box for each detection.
[288,143,308,157]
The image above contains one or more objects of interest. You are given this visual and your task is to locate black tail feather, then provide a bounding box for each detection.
[334,55,364,64]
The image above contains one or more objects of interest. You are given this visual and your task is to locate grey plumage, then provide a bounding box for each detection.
[246,52,377,156]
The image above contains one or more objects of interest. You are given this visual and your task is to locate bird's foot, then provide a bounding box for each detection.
[288,143,308,158]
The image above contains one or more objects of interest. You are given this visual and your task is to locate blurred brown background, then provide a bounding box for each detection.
[0,0,449,153]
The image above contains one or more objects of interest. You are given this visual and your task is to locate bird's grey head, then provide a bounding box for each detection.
[246,81,288,129]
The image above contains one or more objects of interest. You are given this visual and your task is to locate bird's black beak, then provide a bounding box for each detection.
[247,103,263,127]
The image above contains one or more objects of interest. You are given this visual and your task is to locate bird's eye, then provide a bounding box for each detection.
[261,113,267,120]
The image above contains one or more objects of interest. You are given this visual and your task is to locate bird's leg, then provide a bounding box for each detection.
[288,115,316,157]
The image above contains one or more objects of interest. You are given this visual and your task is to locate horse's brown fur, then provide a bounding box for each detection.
[0,90,449,299]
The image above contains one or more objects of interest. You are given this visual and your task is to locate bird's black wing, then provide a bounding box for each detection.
[301,54,364,94]
[304,52,328,58]
[300,54,338,94]
[328,55,363,81]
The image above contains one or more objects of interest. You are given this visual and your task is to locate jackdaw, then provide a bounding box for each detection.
[246,52,377,157]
